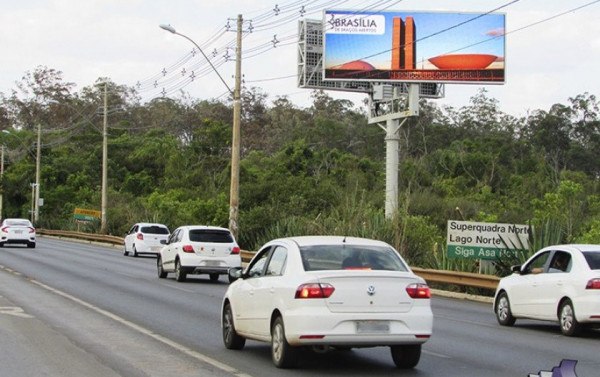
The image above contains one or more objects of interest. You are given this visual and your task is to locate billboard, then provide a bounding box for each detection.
[323,10,506,84]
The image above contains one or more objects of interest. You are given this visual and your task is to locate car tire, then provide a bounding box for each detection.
[175,259,186,282]
[124,245,129,256]
[271,316,298,368]
[0,242,3,247]
[390,344,421,369]
[27,242,36,249]
[495,292,516,326]
[222,303,246,350]
[132,245,138,258]
[157,256,167,279]
[559,299,582,336]
[209,273,219,282]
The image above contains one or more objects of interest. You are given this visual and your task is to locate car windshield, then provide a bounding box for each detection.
[189,229,233,243]
[5,220,31,227]
[300,244,408,272]
[583,251,600,270]
[141,226,169,235]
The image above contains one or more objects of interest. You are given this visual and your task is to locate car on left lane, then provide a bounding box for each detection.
[0,218,36,248]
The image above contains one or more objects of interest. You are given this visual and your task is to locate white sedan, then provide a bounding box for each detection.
[494,244,600,336]
[221,236,433,369]
[0,218,36,248]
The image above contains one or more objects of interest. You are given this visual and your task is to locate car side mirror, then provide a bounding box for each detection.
[228,267,243,283]
[511,265,522,274]
[160,239,168,245]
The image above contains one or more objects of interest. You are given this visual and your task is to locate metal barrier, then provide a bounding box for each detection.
[40,230,499,291]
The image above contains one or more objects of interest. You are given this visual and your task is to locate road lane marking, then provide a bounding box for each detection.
[0,306,35,318]
[30,279,254,377]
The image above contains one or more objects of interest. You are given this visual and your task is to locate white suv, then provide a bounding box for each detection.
[157,225,241,282]
[124,223,170,257]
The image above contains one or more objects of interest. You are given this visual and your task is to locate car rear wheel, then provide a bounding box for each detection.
[123,246,129,256]
[27,242,35,249]
[495,292,516,326]
[157,256,167,278]
[222,303,245,350]
[271,316,298,368]
[559,299,582,336]
[390,344,421,369]
[209,273,219,282]
[132,245,138,257]
[175,259,186,282]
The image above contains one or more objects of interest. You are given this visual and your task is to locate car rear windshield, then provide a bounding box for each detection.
[300,245,408,272]
[5,220,31,227]
[189,229,234,243]
[141,226,169,235]
[583,251,600,270]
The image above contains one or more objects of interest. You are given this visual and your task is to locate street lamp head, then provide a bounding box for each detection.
[159,24,176,34]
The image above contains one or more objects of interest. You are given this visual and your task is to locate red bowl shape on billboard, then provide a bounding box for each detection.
[337,60,375,71]
[428,54,497,70]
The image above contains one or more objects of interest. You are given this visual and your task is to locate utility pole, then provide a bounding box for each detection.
[101,82,108,234]
[34,123,41,224]
[229,14,243,240]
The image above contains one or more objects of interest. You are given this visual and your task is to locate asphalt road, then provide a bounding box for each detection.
[0,237,598,377]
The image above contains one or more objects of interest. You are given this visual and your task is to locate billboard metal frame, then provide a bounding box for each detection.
[297,19,444,98]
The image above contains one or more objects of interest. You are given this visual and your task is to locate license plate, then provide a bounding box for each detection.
[151,246,161,252]
[15,230,23,234]
[356,321,390,334]
[204,260,221,266]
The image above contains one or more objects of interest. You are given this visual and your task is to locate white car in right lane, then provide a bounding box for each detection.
[494,244,600,336]
[221,236,433,369]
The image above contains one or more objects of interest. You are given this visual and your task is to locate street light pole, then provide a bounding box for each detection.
[159,19,243,239]
[34,123,41,224]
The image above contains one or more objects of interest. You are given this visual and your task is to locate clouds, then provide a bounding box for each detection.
[1,0,599,117]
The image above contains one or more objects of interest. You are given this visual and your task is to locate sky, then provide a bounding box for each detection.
[1,0,600,117]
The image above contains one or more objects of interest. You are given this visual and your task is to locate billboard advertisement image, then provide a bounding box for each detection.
[323,10,505,84]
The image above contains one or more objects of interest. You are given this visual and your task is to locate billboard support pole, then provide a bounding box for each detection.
[371,83,420,219]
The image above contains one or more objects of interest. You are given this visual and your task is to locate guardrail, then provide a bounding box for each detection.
[41,230,499,291]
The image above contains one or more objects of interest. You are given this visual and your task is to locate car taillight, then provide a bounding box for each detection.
[231,246,240,255]
[28,227,35,233]
[1,227,8,233]
[406,283,431,299]
[182,245,195,253]
[295,283,335,299]
[136,233,144,240]
[586,278,600,289]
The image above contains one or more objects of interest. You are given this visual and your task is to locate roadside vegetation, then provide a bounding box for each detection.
[2,66,600,275]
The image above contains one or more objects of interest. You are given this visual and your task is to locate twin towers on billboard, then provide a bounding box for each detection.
[323,10,506,85]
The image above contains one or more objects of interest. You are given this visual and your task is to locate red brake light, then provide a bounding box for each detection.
[406,283,431,299]
[1,227,8,233]
[182,245,195,253]
[136,233,144,240]
[586,278,600,289]
[295,283,335,299]
[231,246,240,255]
[28,227,35,233]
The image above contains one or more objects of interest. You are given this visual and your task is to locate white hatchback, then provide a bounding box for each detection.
[0,218,36,248]
[157,225,241,282]
[124,223,170,257]
[494,244,600,336]
[221,236,433,369]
